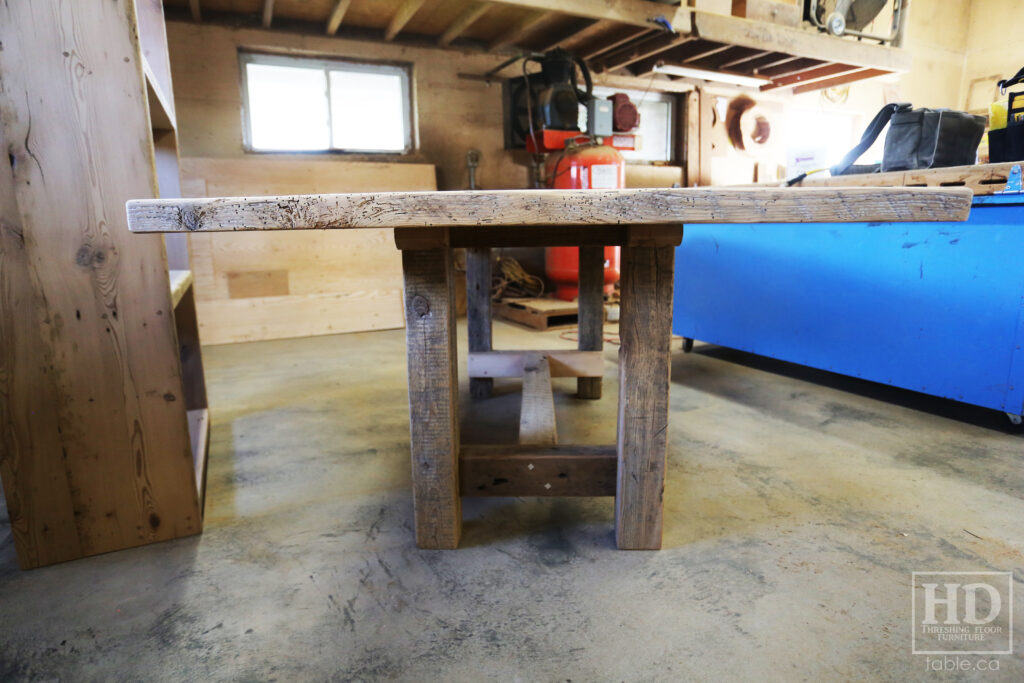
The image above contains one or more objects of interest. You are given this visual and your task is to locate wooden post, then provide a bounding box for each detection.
[466,246,493,399]
[615,240,675,550]
[577,246,605,399]
[401,247,461,549]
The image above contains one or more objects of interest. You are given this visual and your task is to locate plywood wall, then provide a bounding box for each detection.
[961,0,1024,112]
[180,157,436,345]
[166,20,531,192]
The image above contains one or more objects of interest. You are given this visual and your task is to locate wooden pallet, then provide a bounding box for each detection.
[795,162,1019,195]
[494,297,581,331]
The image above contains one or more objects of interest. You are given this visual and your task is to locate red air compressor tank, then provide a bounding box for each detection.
[544,142,623,301]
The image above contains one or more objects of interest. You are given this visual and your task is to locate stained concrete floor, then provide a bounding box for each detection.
[1,320,1022,681]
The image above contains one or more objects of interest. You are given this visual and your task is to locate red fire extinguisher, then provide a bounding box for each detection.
[544,138,623,301]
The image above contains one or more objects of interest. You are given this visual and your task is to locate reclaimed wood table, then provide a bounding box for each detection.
[127,187,972,550]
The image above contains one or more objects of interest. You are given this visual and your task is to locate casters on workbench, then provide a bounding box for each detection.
[682,337,694,353]
[1006,412,1023,426]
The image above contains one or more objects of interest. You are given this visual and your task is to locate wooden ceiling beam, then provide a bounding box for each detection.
[261,0,274,28]
[718,49,775,71]
[488,0,691,33]
[761,62,859,91]
[757,57,824,79]
[792,68,888,94]
[189,0,201,22]
[542,19,612,52]
[626,40,726,76]
[326,0,352,36]
[385,0,428,42]
[693,11,911,72]
[576,25,654,61]
[534,18,601,52]
[589,32,694,73]
[438,2,492,46]
[488,9,549,51]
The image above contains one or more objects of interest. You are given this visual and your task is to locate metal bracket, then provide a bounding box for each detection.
[996,164,1022,194]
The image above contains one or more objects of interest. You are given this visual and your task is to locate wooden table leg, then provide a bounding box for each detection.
[577,245,604,399]
[615,241,675,550]
[466,246,493,400]
[402,247,461,549]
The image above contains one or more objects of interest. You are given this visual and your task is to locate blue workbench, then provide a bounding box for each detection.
[673,193,1024,420]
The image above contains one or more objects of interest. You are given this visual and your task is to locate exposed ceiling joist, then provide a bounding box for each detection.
[539,18,610,53]
[488,9,548,51]
[326,0,353,36]
[490,0,690,33]
[590,32,692,73]
[718,49,774,70]
[576,26,653,61]
[189,0,201,22]
[760,62,860,91]
[693,11,910,72]
[535,18,600,52]
[261,0,274,28]
[438,2,491,46]
[626,40,725,76]
[792,68,888,94]
[385,0,428,41]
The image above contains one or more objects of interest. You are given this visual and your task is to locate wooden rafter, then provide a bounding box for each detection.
[534,18,601,52]
[693,11,911,72]
[576,25,654,61]
[718,49,775,70]
[757,57,824,79]
[543,18,611,52]
[792,68,888,94]
[438,1,491,46]
[626,40,726,76]
[723,51,792,74]
[489,9,548,51]
[326,0,352,36]
[761,62,859,91]
[490,0,690,32]
[385,0,428,41]
[189,0,201,22]
[590,32,693,73]
[261,0,274,28]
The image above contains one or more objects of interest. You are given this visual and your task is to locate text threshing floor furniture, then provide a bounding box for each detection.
[126,187,971,550]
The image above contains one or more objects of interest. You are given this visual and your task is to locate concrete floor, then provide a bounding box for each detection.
[1,320,1022,681]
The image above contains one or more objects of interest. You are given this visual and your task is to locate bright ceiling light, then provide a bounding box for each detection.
[652,64,772,88]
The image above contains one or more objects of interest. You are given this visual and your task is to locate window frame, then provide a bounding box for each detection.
[588,86,679,165]
[238,50,416,155]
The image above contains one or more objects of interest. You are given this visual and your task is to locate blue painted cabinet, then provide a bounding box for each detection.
[673,195,1024,418]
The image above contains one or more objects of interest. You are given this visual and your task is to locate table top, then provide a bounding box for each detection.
[126,187,972,234]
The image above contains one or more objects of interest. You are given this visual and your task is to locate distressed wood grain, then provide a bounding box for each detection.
[615,241,676,550]
[126,187,973,233]
[402,248,461,549]
[0,0,201,568]
[519,355,557,446]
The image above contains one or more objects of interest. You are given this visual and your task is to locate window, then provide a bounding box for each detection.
[579,87,676,163]
[240,52,413,154]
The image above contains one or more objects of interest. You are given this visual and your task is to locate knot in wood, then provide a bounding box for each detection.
[411,295,430,318]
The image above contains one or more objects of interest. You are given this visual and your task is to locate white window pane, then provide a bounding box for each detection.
[246,63,329,151]
[329,70,407,152]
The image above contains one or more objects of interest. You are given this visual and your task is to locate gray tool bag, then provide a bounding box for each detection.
[831,103,986,176]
